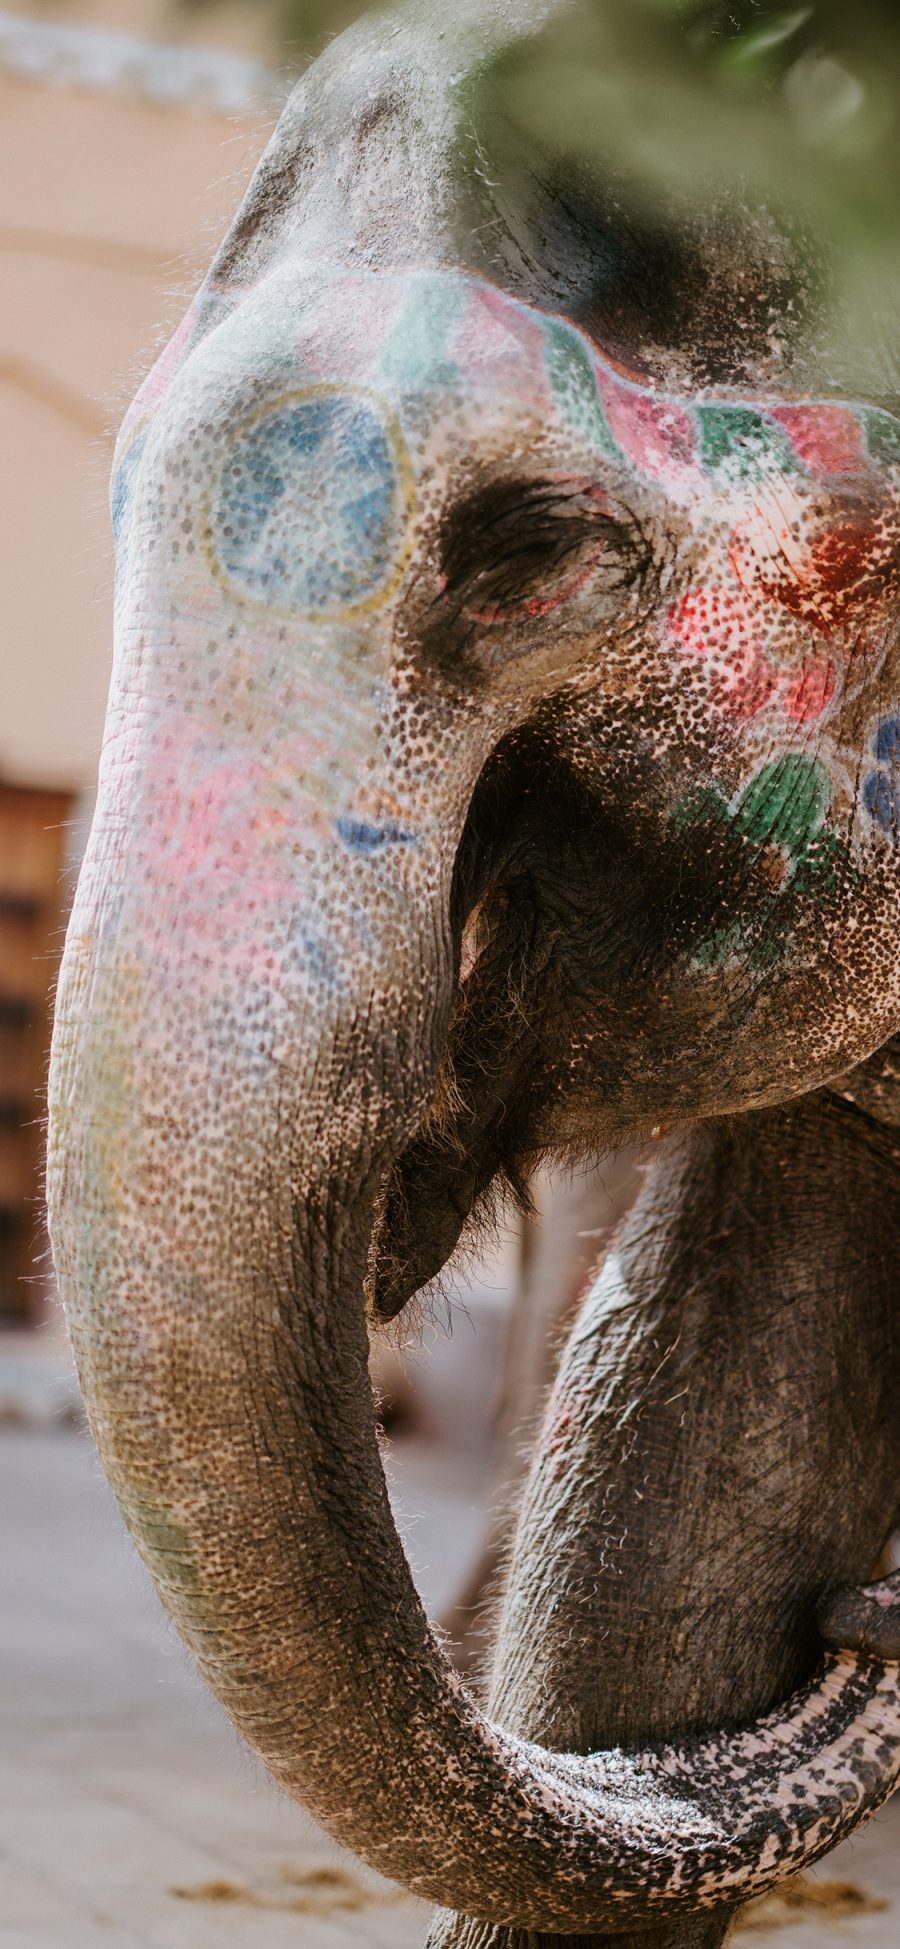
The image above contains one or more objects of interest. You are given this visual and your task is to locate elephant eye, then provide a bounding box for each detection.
[438,475,637,629]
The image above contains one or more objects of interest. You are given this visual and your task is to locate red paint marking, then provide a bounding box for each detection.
[810,518,885,601]
[727,503,887,637]
[783,653,837,723]
[464,556,599,625]
[668,582,839,726]
[667,585,778,719]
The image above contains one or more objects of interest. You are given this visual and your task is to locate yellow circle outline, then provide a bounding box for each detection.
[201,382,417,625]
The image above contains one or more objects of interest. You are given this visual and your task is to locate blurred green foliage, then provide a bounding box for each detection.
[473,1,900,224]
[469,1,900,380]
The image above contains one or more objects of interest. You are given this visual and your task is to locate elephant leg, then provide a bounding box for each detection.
[442,1155,644,1677]
[426,1091,900,1949]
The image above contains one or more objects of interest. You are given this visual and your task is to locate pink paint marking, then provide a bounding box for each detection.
[449,281,550,404]
[130,711,334,984]
[144,748,287,887]
[668,579,841,728]
[770,404,867,478]
[599,378,696,487]
[296,275,408,380]
[126,297,210,421]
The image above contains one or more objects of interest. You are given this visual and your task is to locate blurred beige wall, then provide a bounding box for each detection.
[0,1,282,796]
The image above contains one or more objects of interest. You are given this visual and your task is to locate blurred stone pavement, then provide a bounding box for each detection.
[2,1323,898,1949]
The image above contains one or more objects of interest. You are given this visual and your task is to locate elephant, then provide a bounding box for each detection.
[440,1154,645,1675]
[46,2,900,1946]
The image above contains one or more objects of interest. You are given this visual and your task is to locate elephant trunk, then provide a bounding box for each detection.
[428,1100,900,1949]
[47,684,900,1934]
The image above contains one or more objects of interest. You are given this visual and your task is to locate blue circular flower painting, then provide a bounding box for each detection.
[209,388,411,618]
[863,713,900,840]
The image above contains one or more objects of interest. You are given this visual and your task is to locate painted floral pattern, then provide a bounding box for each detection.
[675,755,850,969]
[862,715,900,839]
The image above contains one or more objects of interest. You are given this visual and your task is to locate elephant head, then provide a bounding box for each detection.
[47,2,900,1941]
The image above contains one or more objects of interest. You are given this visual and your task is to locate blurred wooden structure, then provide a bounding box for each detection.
[0,780,73,1321]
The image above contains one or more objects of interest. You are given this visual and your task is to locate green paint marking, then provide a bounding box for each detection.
[118,1492,206,1605]
[544,320,620,457]
[695,404,802,483]
[694,920,745,970]
[861,406,900,467]
[732,754,832,853]
[381,276,464,390]
[791,827,853,902]
[671,783,730,832]
[673,756,848,973]
[695,899,794,974]
[675,758,834,863]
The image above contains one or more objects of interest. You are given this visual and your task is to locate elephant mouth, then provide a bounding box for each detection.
[367,719,808,1323]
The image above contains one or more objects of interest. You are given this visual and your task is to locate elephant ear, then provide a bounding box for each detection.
[828,1033,900,1125]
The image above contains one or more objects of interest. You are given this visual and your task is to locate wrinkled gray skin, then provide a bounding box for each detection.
[47,4,900,1947]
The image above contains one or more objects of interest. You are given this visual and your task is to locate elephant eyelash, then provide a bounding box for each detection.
[436,475,642,631]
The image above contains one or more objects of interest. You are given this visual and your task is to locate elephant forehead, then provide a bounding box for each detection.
[108,263,900,853]
[120,263,900,512]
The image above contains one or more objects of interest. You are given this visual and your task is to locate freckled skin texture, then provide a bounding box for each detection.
[46,3,900,1945]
